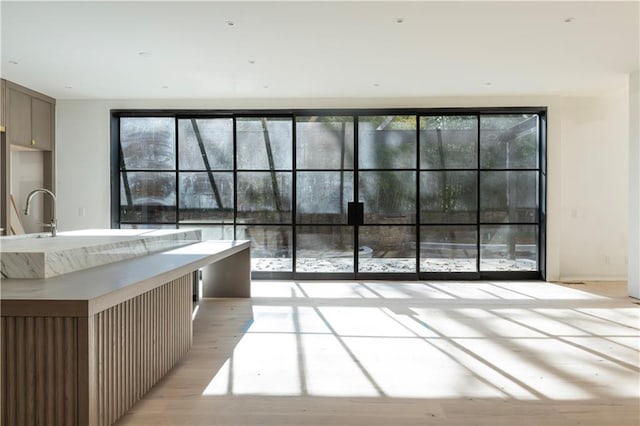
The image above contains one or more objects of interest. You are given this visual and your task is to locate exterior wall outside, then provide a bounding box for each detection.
[55,92,629,282]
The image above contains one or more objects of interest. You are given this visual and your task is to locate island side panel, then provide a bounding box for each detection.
[91,273,193,425]
[201,246,251,298]
[1,316,79,426]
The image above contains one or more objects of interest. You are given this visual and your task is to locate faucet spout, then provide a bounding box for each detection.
[24,188,57,237]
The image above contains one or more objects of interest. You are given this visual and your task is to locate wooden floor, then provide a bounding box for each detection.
[116,281,640,426]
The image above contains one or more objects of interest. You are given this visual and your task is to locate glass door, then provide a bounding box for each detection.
[295,116,355,276]
[356,115,417,276]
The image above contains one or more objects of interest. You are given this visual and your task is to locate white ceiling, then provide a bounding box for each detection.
[1,1,638,100]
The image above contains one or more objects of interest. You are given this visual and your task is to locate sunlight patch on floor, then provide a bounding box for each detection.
[201,281,639,401]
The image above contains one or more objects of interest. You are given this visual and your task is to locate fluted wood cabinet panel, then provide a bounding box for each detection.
[1,316,78,425]
[1,273,193,426]
[93,273,192,426]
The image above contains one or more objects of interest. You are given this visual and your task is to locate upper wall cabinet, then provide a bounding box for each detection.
[6,81,55,151]
[0,79,5,132]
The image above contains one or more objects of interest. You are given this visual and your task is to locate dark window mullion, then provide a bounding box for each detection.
[233,117,238,240]
[174,117,180,227]
[476,113,482,273]
[354,115,359,275]
[415,114,420,275]
[292,116,297,273]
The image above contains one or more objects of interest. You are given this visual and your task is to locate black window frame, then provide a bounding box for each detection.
[111,107,547,281]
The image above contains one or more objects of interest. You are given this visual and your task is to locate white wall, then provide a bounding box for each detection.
[557,88,629,281]
[629,71,640,298]
[55,93,629,282]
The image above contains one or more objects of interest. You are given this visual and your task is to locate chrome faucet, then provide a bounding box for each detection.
[24,188,57,237]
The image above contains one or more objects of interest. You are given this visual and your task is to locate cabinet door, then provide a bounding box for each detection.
[7,87,32,147]
[0,79,6,132]
[31,97,53,151]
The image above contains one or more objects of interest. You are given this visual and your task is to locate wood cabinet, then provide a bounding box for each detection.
[6,81,54,151]
[0,79,5,132]
[0,79,55,236]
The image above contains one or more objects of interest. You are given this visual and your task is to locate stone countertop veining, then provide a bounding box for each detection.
[1,240,251,316]
[0,228,202,279]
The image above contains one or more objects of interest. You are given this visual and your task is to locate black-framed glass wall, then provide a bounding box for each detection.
[112,108,546,280]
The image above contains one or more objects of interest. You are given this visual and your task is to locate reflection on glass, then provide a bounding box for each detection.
[420,226,477,272]
[420,116,477,169]
[120,224,176,230]
[120,118,175,170]
[179,225,233,240]
[237,117,292,170]
[120,172,176,222]
[296,172,353,224]
[178,119,233,170]
[358,116,416,169]
[420,171,477,223]
[179,172,234,222]
[480,171,538,223]
[480,225,537,271]
[296,116,354,169]
[237,226,292,271]
[237,172,292,223]
[359,171,416,224]
[480,115,539,169]
[296,226,354,272]
[358,226,416,273]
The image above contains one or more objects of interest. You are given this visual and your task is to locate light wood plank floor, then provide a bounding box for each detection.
[117,281,640,426]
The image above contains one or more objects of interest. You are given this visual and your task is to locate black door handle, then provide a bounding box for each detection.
[347,202,364,225]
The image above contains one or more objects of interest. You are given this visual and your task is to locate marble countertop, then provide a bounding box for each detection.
[1,240,250,316]
[1,228,202,279]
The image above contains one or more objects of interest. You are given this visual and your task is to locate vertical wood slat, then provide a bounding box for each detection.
[1,316,78,426]
[90,273,192,425]
[1,273,192,426]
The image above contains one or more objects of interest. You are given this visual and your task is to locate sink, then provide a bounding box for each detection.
[0,229,202,279]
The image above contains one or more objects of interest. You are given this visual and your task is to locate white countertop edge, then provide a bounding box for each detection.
[1,240,250,314]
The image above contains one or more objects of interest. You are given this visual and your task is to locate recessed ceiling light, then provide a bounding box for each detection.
[395,18,405,24]
[138,51,151,57]
[226,20,235,27]
[564,17,575,23]
[8,60,18,65]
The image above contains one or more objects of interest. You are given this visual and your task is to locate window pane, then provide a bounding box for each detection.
[237,117,292,169]
[120,224,176,230]
[296,226,354,273]
[120,172,176,222]
[179,225,233,240]
[296,116,354,169]
[480,225,537,271]
[420,171,477,223]
[358,226,416,273]
[296,172,354,224]
[359,171,416,224]
[178,172,234,223]
[178,118,233,170]
[120,118,175,170]
[358,115,416,169]
[420,226,477,272]
[480,171,538,223]
[480,115,539,169]
[237,172,292,223]
[420,116,477,169]
[237,225,292,271]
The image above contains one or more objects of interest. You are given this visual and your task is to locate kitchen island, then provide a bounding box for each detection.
[1,232,250,426]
